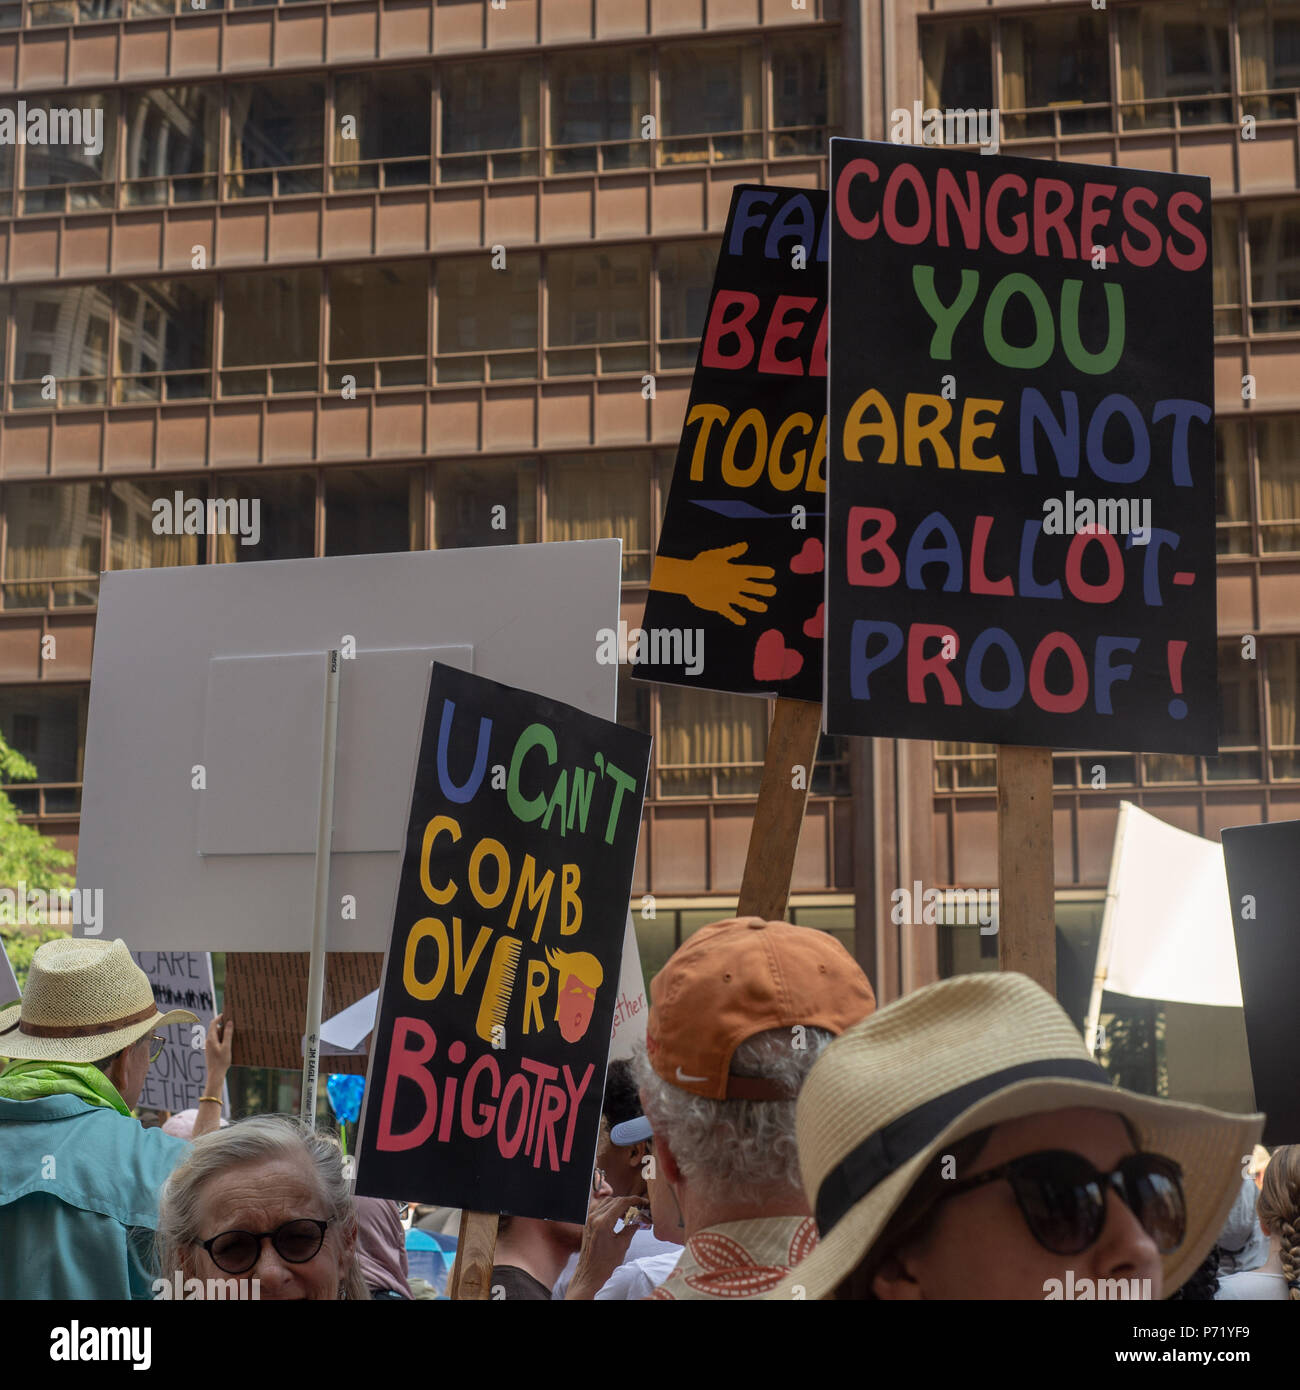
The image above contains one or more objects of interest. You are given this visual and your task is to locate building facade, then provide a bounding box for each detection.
[0,0,1294,1076]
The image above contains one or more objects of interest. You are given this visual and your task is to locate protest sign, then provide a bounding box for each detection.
[356,664,651,1222]
[1220,820,1300,1145]
[0,935,19,1009]
[75,542,622,952]
[131,950,227,1116]
[607,914,648,1063]
[825,140,1216,754]
[639,184,828,703]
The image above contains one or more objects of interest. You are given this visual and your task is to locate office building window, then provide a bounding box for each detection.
[329,262,428,390]
[1258,417,1300,551]
[0,685,89,814]
[548,48,650,174]
[1001,13,1111,136]
[1266,637,1300,777]
[434,459,538,549]
[324,466,423,556]
[1,482,102,608]
[436,254,539,382]
[1239,0,1300,118]
[544,452,653,582]
[934,741,997,791]
[921,22,994,114]
[547,246,649,376]
[221,268,321,396]
[440,60,540,181]
[617,665,652,738]
[1246,200,1300,333]
[659,41,762,164]
[212,472,315,563]
[1209,638,1261,780]
[227,78,325,198]
[1118,2,1232,129]
[1213,205,1243,337]
[658,239,716,369]
[115,279,214,403]
[12,286,112,408]
[1217,420,1252,556]
[332,70,432,191]
[110,479,202,570]
[124,87,220,205]
[771,35,835,156]
[657,686,768,798]
[20,94,118,213]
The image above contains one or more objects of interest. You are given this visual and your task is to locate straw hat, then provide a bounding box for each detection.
[767,972,1264,1300]
[0,937,198,1063]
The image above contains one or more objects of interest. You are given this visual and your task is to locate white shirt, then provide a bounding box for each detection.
[552,1229,682,1299]
[1215,1269,1291,1301]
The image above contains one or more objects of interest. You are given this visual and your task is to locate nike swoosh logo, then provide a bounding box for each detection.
[676,1067,709,1083]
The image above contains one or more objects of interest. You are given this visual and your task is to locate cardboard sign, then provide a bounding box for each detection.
[638,184,828,703]
[131,950,227,1116]
[223,952,382,1073]
[355,664,651,1221]
[607,913,648,1063]
[1220,820,1300,1144]
[75,541,622,952]
[825,141,1216,753]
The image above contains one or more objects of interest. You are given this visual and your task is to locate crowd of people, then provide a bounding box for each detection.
[0,924,1295,1302]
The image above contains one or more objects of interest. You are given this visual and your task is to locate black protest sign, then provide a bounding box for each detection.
[636,184,828,704]
[1220,820,1300,1145]
[825,139,1216,753]
[355,664,651,1222]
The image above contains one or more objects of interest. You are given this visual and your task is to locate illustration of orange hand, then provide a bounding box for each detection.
[650,543,777,627]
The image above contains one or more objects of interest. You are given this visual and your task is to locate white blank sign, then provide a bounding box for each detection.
[76,543,621,952]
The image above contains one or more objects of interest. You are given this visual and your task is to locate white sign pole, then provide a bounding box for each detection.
[301,649,342,1123]
[1085,801,1131,1058]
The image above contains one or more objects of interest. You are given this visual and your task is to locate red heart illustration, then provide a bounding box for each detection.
[790,537,824,574]
[802,603,824,640]
[753,629,804,682]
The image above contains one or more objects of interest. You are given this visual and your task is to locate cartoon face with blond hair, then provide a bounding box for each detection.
[545,947,603,1043]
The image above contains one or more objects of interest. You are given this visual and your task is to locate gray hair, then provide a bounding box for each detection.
[634,1027,833,1204]
[156,1115,368,1300]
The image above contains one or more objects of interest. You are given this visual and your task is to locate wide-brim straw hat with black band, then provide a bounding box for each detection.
[767,971,1264,1300]
[0,937,198,1063]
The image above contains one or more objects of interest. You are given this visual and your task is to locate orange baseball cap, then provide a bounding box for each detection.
[645,917,876,1101]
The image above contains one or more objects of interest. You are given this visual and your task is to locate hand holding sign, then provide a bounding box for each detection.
[650,542,777,627]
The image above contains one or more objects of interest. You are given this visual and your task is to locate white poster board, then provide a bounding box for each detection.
[608,913,649,1062]
[130,949,228,1116]
[0,935,20,1008]
[1102,803,1242,1007]
[75,543,622,952]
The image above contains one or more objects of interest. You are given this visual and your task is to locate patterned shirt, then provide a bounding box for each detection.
[648,1216,817,1300]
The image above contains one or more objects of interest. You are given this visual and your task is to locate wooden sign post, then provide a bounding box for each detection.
[996,746,1056,993]
[736,699,824,921]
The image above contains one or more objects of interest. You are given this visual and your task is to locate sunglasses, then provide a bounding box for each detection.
[199,1218,330,1275]
[938,1149,1186,1256]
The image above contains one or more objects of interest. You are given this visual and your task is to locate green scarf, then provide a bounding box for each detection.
[0,1058,132,1116]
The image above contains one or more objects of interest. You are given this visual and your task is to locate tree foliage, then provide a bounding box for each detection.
[0,728,73,991]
